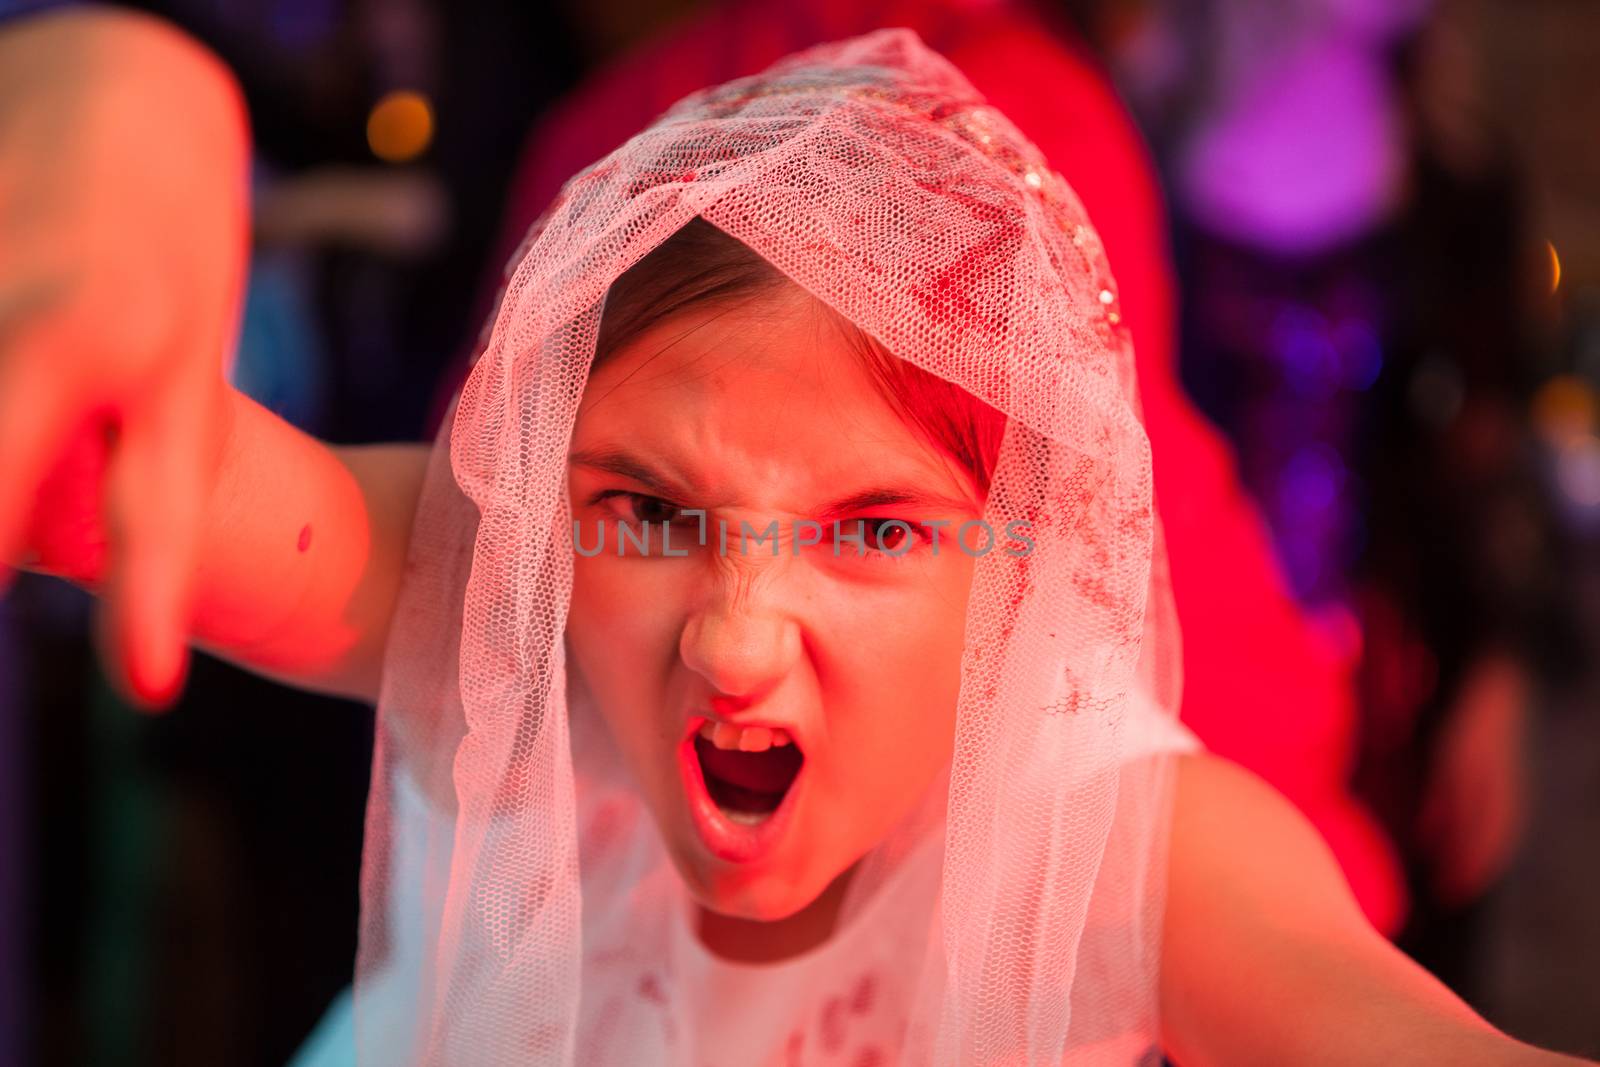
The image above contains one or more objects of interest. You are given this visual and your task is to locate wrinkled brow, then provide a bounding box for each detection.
[567,447,976,517]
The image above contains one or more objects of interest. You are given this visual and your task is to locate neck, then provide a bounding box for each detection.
[695,864,859,964]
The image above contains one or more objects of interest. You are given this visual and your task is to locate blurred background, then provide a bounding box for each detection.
[0,0,1595,1064]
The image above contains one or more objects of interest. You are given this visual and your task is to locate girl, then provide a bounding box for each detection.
[0,10,1589,1066]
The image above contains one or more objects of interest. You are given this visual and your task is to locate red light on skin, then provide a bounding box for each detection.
[24,413,116,588]
[677,719,806,865]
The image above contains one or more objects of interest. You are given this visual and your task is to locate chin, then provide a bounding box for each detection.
[674,845,830,922]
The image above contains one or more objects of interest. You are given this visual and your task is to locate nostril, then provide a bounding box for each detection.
[708,692,754,717]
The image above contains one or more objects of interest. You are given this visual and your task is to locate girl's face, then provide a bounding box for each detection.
[566,284,981,921]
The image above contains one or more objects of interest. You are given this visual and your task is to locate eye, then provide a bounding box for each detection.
[587,489,680,522]
[867,518,912,553]
[587,490,704,556]
[588,489,694,531]
[833,517,923,560]
[626,493,684,525]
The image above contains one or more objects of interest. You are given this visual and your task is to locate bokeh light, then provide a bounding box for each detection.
[367,90,435,163]
[1557,434,1600,510]
[1532,374,1597,448]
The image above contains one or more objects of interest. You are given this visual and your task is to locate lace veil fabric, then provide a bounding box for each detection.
[358,28,1191,1065]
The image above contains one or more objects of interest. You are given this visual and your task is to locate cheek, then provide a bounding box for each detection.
[816,567,971,803]
[567,558,683,749]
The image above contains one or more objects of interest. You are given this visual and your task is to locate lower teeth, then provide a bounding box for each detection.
[723,807,771,826]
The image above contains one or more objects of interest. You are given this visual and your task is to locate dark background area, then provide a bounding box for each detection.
[1,1,1596,1064]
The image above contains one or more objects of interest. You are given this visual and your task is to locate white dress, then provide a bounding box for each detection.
[661,692,1199,1067]
[665,831,944,1067]
[288,694,1200,1067]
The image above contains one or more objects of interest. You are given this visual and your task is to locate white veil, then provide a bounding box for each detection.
[357,28,1193,1065]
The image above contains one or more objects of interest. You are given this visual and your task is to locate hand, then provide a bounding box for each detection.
[1417,653,1531,909]
[0,10,251,708]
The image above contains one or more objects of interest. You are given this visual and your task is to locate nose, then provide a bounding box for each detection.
[678,576,802,708]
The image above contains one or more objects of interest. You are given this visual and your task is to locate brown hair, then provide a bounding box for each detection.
[595,217,1008,496]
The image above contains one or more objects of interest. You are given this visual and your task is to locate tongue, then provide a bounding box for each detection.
[695,736,803,795]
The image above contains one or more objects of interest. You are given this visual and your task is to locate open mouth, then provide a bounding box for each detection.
[679,720,807,863]
[694,734,805,823]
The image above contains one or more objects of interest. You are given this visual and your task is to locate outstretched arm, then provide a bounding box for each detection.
[18,341,429,709]
[0,9,426,706]
[182,389,429,703]
[1160,754,1592,1067]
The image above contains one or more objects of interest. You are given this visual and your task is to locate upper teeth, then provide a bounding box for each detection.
[698,720,793,752]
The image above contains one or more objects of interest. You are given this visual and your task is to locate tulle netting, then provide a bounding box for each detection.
[358,27,1193,1066]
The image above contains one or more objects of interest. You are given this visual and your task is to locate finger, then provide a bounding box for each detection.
[97,378,215,711]
[23,413,115,584]
[0,320,82,597]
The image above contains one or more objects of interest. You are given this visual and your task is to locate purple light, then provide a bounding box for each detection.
[1279,443,1347,521]
[1334,318,1384,390]
[1271,306,1340,397]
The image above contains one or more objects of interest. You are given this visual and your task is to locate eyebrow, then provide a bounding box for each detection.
[816,486,976,519]
[568,447,976,516]
[568,447,691,498]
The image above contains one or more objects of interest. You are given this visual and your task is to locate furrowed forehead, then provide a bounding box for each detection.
[570,297,979,512]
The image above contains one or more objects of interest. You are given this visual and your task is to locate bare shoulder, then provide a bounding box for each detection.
[1159,753,1592,1067]
[1169,752,1354,890]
